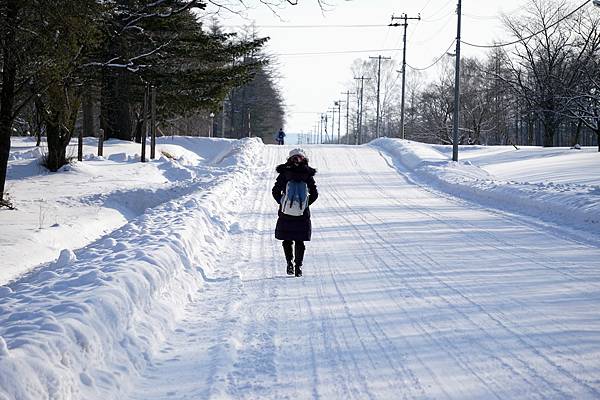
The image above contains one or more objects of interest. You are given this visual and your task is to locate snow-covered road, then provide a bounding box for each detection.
[129,145,600,399]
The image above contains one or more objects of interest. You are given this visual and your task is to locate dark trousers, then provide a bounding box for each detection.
[282,240,305,266]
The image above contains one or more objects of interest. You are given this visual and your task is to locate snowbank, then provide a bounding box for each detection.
[371,138,600,233]
[1,137,240,284]
[0,137,264,400]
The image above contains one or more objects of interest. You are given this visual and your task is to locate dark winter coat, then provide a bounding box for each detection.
[272,161,318,241]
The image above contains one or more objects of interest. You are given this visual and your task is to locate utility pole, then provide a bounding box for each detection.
[452,0,462,161]
[319,115,323,144]
[335,100,343,144]
[354,85,360,145]
[354,76,371,145]
[329,107,336,144]
[369,55,391,139]
[341,91,355,145]
[390,12,421,140]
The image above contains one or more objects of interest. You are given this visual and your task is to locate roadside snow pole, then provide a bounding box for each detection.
[221,99,226,138]
[97,128,104,157]
[209,112,215,137]
[150,85,156,160]
[248,110,252,137]
[141,83,149,163]
[77,126,83,162]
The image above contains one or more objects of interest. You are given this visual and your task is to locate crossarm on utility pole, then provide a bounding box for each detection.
[390,13,421,140]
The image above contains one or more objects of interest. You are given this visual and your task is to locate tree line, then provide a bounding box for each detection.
[0,0,288,208]
[339,0,600,151]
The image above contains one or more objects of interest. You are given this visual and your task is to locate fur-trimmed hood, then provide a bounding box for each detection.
[276,162,316,181]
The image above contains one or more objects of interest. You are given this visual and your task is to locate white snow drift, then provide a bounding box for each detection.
[371,138,600,233]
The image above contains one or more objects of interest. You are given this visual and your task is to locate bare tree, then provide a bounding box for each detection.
[483,47,516,145]
[418,62,455,144]
[459,57,495,145]
[502,0,595,146]
[562,9,600,150]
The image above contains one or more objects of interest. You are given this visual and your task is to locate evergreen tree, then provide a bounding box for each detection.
[226,54,285,142]
[95,1,268,141]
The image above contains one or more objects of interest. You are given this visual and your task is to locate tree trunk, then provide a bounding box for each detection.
[41,85,81,171]
[572,120,582,147]
[133,110,143,143]
[0,123,12,204]
[83,86,95,137]
[100,67,131,141]
[45,115,68,171]
[527,116,534,145]
[36,126,42,147]
[543,119,555,147]
[0,0,18,203]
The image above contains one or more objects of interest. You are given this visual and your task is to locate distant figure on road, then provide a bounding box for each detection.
[276,128,286,145]
[272,148,318,277]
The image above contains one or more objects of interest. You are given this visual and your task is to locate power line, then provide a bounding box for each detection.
[418,0,436,14]
[419,0,455,21]
[275,48,403,57]
[390,13,421,139]
[406,40,456,71]
[421,11,455,23]
[411,14,455,46]
[462,0,591,49]
[225,24,388,29]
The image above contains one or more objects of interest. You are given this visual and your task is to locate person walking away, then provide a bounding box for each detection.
[277,128,286,145]
[272,148,318,277]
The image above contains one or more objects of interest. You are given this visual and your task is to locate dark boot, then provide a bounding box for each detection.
[282,241,294,275]
[294,241,305,277]
[295,263,303,277]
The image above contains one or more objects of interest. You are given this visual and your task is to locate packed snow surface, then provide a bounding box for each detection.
[1,138,599,399]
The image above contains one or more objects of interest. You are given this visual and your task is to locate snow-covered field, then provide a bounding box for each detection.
[1,137,237,284]
[1,137,599,399]
[372,139,600,235]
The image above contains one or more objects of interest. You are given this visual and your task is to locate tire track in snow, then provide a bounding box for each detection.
[378,151,600,382]
[313,148,432,399]
[301,220,367,399]
[224,147,284,399]
[355,147,600,398]
[351,149,575,398]
[369,150,600,396]
[319,148,501,399]
[375,150,600,291]
[318,146,549,398]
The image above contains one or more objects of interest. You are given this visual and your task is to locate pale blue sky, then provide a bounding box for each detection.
[205,0,591,135]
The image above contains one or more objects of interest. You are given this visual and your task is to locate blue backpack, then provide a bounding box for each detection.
[281,180,309,216]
